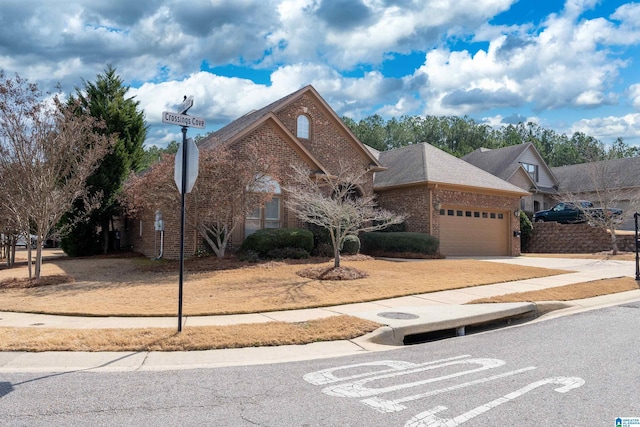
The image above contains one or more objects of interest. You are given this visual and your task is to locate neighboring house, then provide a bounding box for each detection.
[552,157,640,231]
[463,143,559,214]
[370,143,529,257]
[129,85,528,259]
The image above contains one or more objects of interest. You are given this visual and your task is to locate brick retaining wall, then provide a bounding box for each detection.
[524,222,636,253]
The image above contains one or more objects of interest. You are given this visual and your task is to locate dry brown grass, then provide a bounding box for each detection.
[0,315,380,352]
[469,277,640,303]
[0,254,568,316]
[1,249,636,352]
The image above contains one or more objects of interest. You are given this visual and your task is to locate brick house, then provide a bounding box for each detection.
[128,85,385,258]
[370,143,528,256]
[128,85,527,258]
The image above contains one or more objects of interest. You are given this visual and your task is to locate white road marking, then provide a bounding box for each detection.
[322,358,506,398]
[404,376,586,427]
[303,355,470,386]
[361,366,537,413]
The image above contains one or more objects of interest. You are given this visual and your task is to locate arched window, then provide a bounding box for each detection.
[245,176,282,238]
[297,115,310,139]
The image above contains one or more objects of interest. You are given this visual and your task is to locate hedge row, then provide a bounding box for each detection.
[360,232,439,255]
[240,228,314,259]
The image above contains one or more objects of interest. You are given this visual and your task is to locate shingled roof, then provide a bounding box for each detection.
[198,86,309,150]
[552,157,640,192]
[196,85,384,173]
[462,143,532,181]
[373,143,529,195]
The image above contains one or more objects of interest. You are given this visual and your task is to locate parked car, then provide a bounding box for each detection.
[533,201,622,224]
[16,235,37,248]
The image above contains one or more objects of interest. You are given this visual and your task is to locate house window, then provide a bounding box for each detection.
[522,163,539,182]
[245,176,282,238]
[297,115,310,139]
[245,197,282,238]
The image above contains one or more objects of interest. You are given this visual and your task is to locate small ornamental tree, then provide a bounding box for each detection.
[122,141,278,258]
[284,163,406,268]
[0,71,114,278]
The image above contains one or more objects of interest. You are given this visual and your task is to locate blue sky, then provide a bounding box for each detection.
[1,0,639,148]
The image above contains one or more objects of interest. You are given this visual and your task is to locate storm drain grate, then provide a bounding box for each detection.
[377,312,420,320]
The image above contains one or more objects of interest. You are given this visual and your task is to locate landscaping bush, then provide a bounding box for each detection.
[240,228,314,258]
[341,235,360,255]
[374,221,407,233]
[305,223,331,245]
[237,249,260,263]
[519,210,533,251]
[266,247,310,259]
[360,232,439,256]
[315,242,334,257]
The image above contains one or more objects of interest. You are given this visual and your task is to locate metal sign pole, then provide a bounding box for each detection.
[635,212,639,281]
[178,125,188,332]
[162,96,204,333]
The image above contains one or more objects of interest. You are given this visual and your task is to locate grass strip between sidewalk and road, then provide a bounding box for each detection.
[468,277,639,304]
[0,315,380,352]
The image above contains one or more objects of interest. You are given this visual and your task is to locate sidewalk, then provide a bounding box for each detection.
[1,256,638,372]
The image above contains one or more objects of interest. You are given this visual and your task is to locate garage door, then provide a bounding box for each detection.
[439,207,509,256]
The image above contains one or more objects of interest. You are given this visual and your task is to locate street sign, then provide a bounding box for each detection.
[178,96,194,114]
[174,138,199,194]
[162,111,206,129]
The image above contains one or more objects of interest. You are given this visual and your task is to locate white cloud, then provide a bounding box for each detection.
[412,0,633,116]
[630,84,640,109]
[571,113,640,140]
[2,0,640,147]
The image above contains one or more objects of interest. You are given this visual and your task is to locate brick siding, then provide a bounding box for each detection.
[131,94,376,259]
[378,185,522,256]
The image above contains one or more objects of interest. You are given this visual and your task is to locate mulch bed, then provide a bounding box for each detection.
[296,265,369,280]
[0,274,74,289]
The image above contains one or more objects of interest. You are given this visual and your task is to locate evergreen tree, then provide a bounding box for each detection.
[61,65,147,255]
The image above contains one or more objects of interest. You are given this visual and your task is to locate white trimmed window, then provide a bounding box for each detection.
[297,115,310,139]
[522,163,539,182]
[245,176,282,238]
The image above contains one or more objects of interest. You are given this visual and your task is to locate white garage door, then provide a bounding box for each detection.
[439,207,509,256]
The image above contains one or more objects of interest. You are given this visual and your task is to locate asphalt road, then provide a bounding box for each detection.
[1,302,640,426]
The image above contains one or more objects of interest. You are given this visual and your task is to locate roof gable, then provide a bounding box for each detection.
[463,142,558,186]
[199,85,383,172]
[375,143,529,196]
[462,144,529,180]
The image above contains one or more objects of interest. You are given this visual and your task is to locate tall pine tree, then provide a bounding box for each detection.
[61,65,146,255]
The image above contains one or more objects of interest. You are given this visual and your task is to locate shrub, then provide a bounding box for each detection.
[360,232,439,255]
[238,249,259,263]
[306,223,332,246]
[374,221,407,233]
[314,242,334,257]
[266,247,310,259]
[240,228,314,258]
[519,210,533,251]
[341,235,360,255]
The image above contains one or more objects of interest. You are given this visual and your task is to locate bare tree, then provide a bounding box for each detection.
[558,159,638,255]
[0,72,114,278]
[284,163,406,268]
[122,141,278,258]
